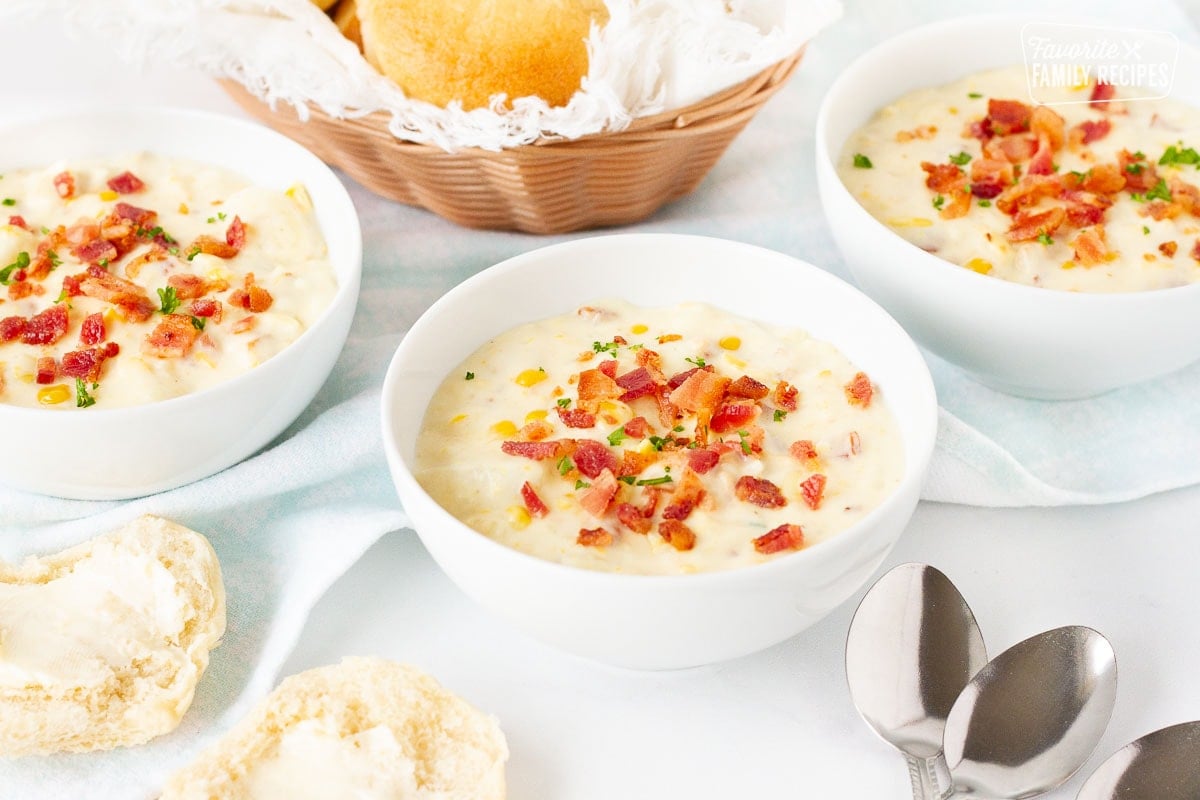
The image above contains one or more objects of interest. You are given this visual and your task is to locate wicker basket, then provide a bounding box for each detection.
[222,50,803,234]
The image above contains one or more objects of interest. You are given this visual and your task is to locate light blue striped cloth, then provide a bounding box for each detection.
[2,0,1198,796]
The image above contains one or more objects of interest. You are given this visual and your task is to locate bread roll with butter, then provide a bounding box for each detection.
[0,515,225,756]
[161,658,508,800]
[358,0,607,109]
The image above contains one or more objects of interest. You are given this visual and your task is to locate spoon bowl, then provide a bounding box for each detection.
[1076,721,1200,800]
[945,626,1118,799]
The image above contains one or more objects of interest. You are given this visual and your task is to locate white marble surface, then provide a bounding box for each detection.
[4,2,1200,798]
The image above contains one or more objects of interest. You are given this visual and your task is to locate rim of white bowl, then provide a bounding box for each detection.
[815,12,1200,304]
[382,232,938,587]
[0,106,363,420]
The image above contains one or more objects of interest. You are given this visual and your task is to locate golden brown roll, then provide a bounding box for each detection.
[332,0,362,50]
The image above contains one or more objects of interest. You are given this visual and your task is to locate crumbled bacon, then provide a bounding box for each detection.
[662,469,706,521]
[727,375,769,400]
[987,98,1032,135]
[225,215,246,251]
[1142,201,1181,222]
[123,246,167,280]
[53,171,76,199]
[520,481,549,518]
[580,469,619,517]
[1160,240,1178,258]
[800,474,827,511]
[687,447,721,475]
[573,439,618,479]
[72,238,118,266]
[577,528,613,547]
[1072,226,1110,267]
[1007,206,1066,243]
[844,372,874,408]
[501,440,566,460]
[666,366,701,390]
[80,312,106,345]
[965,117,994,141]
[190,298,222,321]
[1081,164,1126,195]
[920,161,971,219]
[1089,81,1116,108]
[0,316,27,342]
[622,416,649,439]
[144,313,200,358]
[168,274,208,300]
[969,158,1014,199]
[709,400,758,434]
[996,174,1062,215]
[35,356,56,385]
[1192,240,1200,261]
[1118,150,1157,192]
[1075,119,1112,145]
[188,235,238,260]
[557,407,596,428]
[617,449,658,477]
[669,369,730,415]
[1170,177,1200,216]
[107,171,145,194]
[521,419,553,441]
[60,346,114,382]
[78,270,156,321]
[734,475,786,508]
[1063,193,1109,228]
[228,273,274,313]
[1027,135,1056,176]
[615,366,656,402]
[658,519,696,552]
[615,503,653,534]
[790,440,819,462]
[773,380,798,412]
[576,367,622,413]
[1030,106,1066,152]
[22,304,68,346]
[753,523,805,555]
[7,215,27,230]
[597,359,618,379]
[8,281,32,301]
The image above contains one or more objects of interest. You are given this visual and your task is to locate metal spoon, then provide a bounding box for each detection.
[846,563,988,800]
[944,626,1117,799]
[1076,721,1200,800]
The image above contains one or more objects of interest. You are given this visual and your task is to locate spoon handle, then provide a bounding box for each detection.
[905,753,953,800]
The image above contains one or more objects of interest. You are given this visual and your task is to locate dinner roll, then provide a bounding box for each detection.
[333,0,362,50]
[161,657,509,799]
[0,515,225,756]
[358,0,608,109]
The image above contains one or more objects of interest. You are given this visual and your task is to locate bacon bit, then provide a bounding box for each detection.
[987,98,1032,135]
[573,439,618,479]
[656,333,682,344]
[800,474,827,511]
[1063,194,1109,228]
[969,158,1015,199]
[225,215,246,251]
[622,416,649,439]
[617,449,658,477]
[35,356,56,385]
[727,374,769,400]
[520,481,549,518]
[635,346,662,369]
[1072,226,1110,267]
[922,162,965,193]
[735,475,786,508]
[0,316,27,341]
[188,235,239,260]
[113,202,156,226]
[53,171,76,199]
[753,523,805,555]
[1192,240,1200,262]
[577,528,613,548]
[59,346,114,382]
[615,366,656,402]
[658,519,696,552]
[844,372,875,408]
[1030,106,1066,152]
[596,359,618,379]
[7,215,27,230]
[1089,81,1116,108]
[615,503,653,534]
[662,469,706,521]
[1142,201,1181,222]
[22,304,68,346]
[1081,164,1126,195]
[1118,150,1157,192]
[576,368,622,413]
[772,380,798,412]
[849,431,862,455]
[965,117,994,141]
[227,274,274,313]
[80,312,106,346]
[520,419,554,441]
[1027,135,1056,176]
[687,447,721,475]
[1076,119,1112,145]
[123,246,167,280]
[167,273,208,300]
[653,390,680,430]
[78,270,156,321]
[669,370,730,415]
[994,175,1058,215]
[710,400,759,434]
[790,440,819,462]
[144,314,200,358]
[1170,177,1200,216]
[72,238,118,266]
[1007,206,1066,243]
[666,366,700,389]
[557,407,596,429]
[7,281,31,301]
[1160,240,1178,257]
[107,171,145,194]
[580,469,619,517]
[501,440,566,460]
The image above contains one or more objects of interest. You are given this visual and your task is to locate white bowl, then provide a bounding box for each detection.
[816,14,1200,399]
[0,108,361,499]
[381,234,937,670]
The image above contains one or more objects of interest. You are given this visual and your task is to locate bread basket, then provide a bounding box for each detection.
[221,50,803,234]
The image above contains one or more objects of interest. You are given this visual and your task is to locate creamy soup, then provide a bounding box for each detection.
[416,301,904,576]
[839,65,1200,292]
[0,153,337,409]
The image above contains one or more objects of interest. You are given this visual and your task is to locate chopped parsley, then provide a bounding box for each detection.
[1159,144,1200,167]
[932,195,946,210]
[0,250,29,284]
[464,371,475,380]
[968,91,983,99]
[1143,225,1151,235]
[137,225,176,244]
[47,250,61,268]
[672,425,684,433]
[55,288,69,304]
[736,429,752,455]
[948,152,972,166]
[1037,231,1054,246]
[190,315,206,331]
[636,474,674,487]
[852,153,873,169]
[1133,150,1146,160]
[75,379,97,408]
[1125,162,1144,175]
[618,475,637,485]
[185,245,201,261]
[978,200,992,208]
[1,198,14,207]
[574,479,591,490]
[773,409,787,422]
[684,356,706,368]
[647,435,669,451]
[1130,178,1172,203]
[606,427,628,447]
[157,286,180,315]
[98,258,109,268]
[205,211,228,224]
[592,340,619,356]
[556,397,571,408]
[557,456,575,476]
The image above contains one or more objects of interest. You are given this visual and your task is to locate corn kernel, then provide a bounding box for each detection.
[514,368,547,387]
[724,354,747,369]
[507,505,531,530]
[99,190,118,202]
[449,413,467,424]
[631,323,648,334]
[887,217,934,228]
[38,384,71,405]
[718,336,741,351]
[948,106,958,115]
[178,203,190,214]
[965,258,993,275]
[1061,261,1077,270]
[598,399,631,424]
[491,420,519,437]
[206,266,233,284]
[525,409,548,423]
